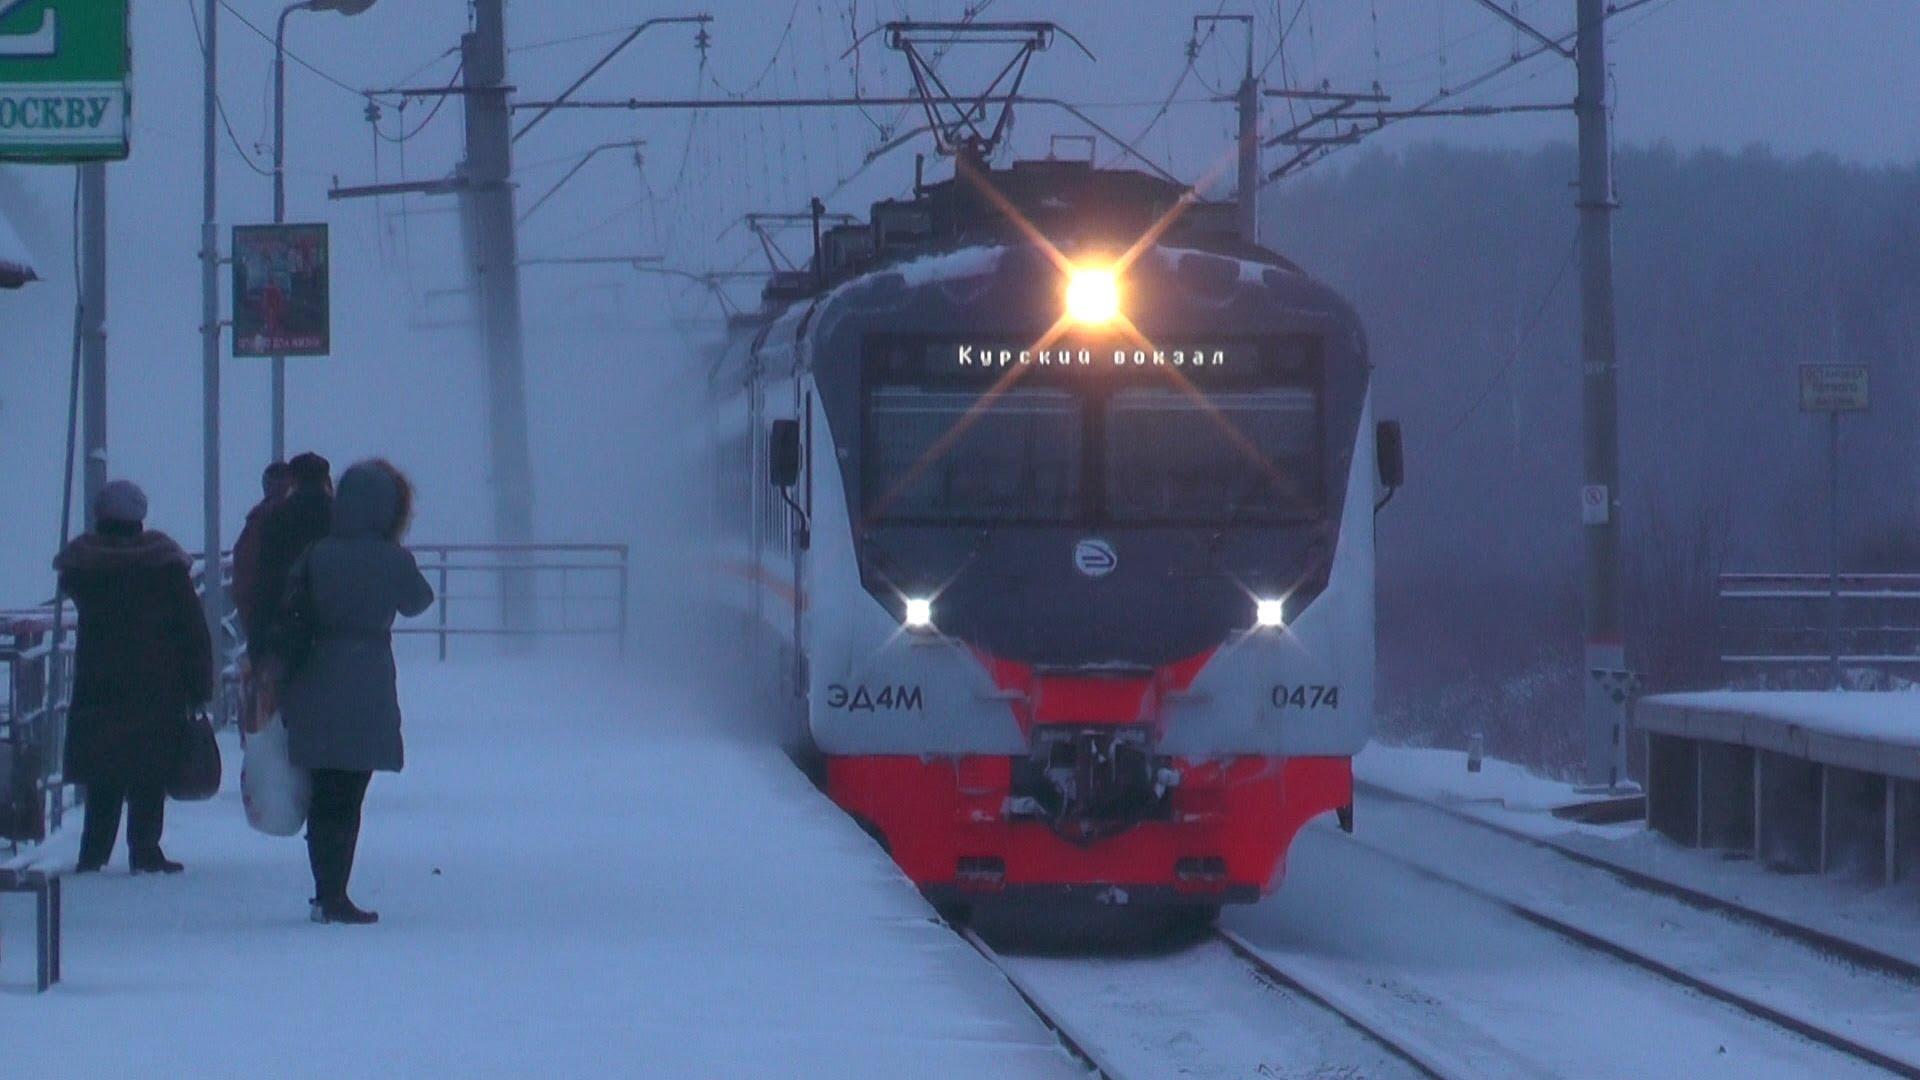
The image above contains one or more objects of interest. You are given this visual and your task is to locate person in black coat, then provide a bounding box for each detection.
[248,452,333,674]
[54,481,214,874]
[282,460,433,924]
[231,460,290,642]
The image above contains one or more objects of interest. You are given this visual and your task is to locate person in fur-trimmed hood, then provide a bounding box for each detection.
[54,480,214,874]
[281,459,433,924]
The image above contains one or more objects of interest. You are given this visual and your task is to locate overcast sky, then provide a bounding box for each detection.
[2,0,1915,597]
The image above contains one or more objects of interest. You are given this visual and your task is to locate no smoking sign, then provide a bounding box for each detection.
[1581,484,1610,526]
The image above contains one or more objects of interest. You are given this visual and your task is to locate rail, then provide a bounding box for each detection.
[1,609,75,850]
[403,543,629,660]
[1717,572,1920,686]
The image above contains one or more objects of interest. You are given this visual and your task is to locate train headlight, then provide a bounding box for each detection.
[1064,266,1121,327]
[903,596,935,632]
[1254,598,1286,629]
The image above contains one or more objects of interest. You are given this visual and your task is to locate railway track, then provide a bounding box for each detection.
[1327,817,1920,1079]
[1357,780,1920,984]
[1212,928,1472,1080]
[958,820,1920,1079]
[958,927,1133,1080]
[959,922,1442,1079]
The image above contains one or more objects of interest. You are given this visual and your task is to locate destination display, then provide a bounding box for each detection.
[863,337,1316,388]
[941,342,1263,370]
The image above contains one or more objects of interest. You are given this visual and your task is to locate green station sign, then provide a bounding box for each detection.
[0,0,131,162]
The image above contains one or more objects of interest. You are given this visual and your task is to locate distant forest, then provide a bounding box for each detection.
[1269,142,1920,770]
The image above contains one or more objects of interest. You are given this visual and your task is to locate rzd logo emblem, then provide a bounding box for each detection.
[1073,538,1117,578]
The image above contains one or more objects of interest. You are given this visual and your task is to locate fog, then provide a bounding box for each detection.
[3,2,1916,756]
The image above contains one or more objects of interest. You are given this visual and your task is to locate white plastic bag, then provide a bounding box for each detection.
[242,712,311,837]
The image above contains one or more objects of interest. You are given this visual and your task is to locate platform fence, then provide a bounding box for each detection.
[1,610,76,850]
[4,540,627,856]
[1717,572,1920,688]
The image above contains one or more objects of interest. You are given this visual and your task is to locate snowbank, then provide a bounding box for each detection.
[1355,742,1586,814]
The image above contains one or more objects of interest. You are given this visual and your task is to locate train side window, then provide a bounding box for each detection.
[1376,420,1404,489]
[769,419,802,488]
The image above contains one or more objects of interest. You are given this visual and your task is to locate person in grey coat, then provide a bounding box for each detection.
[280,459,433,924]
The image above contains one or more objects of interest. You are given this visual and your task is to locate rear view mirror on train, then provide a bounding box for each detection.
[769,419,802,488]
[1376,421,1404,489]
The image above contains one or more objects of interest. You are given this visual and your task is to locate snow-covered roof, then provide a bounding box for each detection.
[1640,690,1920,780]
[0,206,37,288]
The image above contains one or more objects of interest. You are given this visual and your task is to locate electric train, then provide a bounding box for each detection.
[707,156,1400,920]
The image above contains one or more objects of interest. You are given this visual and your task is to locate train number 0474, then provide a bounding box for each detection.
[1271,684,1340,709]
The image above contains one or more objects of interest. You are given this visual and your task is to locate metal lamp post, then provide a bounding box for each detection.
[272,0,377,462]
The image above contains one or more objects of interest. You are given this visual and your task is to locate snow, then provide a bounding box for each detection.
[1557,826,1920,969]
[0,658,1075,1079]
[1358,738,1920,994]
[1355,742,1590,814]
[1230,823,1898,1079]
[1004,936,1423,1080]
[1644,689,1920,747]
[1341,794,1920,1066]
[890,246,1005,288]
[0,207,35,289]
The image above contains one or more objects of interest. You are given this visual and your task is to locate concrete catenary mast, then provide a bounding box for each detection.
[460,0,536,628]
[1575,0,1628,789]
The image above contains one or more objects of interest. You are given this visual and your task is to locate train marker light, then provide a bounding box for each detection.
[903,597,935,631]
[1254,598,1286,629]
[1064,266,1120,327]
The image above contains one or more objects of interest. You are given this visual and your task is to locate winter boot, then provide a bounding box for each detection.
[130,853,185,875]
[311,897,379,925]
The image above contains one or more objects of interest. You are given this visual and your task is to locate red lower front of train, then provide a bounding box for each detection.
[824,753,1352,907]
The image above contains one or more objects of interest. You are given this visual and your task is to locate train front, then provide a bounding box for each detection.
[802,200,1382,915]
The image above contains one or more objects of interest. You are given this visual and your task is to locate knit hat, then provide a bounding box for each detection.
[94,479,148,525]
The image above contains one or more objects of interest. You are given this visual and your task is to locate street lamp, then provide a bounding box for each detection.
[271,0,378,462]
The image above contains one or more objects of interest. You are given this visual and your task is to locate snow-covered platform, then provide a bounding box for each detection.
[1639,690,1920,883]
[1,659,1075,1078]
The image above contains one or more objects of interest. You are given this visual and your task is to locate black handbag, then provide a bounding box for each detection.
[167,711,223,802]
[0,738,48,842]
[265,554,318,679]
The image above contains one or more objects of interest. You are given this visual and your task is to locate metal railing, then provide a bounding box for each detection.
[1,610,75,850]
[1718,572,1920,685]
[3,540,628,854]
[404,543,629,660]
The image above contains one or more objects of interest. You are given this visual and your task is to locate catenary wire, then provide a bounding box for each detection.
[184,0,275,177]
[1440,228,1577,438]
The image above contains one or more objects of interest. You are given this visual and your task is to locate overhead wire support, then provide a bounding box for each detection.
[1192,12,1255,244]
[504,94,1183,184]
[512,14,712,145]
[1464,0,1574,58]
[1253,0,1669,193]
[720,210,860,271]
[518,138,646,225]
[518,255,665,267]
[1264,87,1391,103]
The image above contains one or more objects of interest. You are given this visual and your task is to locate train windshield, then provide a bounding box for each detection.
[1104,388,1322,523]
[866,386,1083,522]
